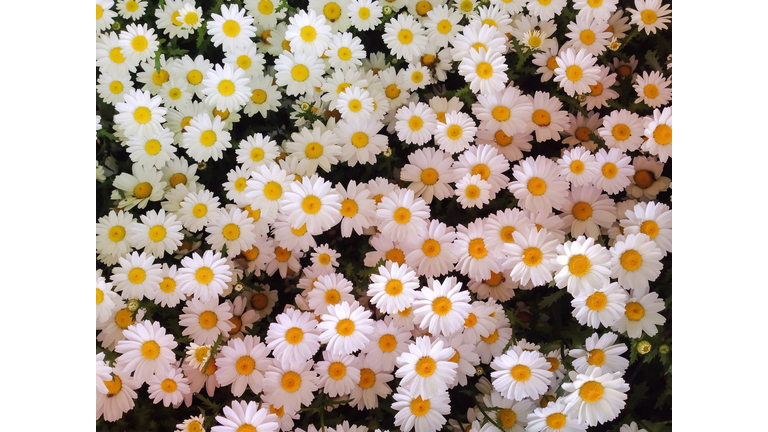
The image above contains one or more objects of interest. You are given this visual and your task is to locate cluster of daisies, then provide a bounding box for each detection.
[96,0,671,431]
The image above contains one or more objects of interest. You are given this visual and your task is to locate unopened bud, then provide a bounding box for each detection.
[126,298,140,312]
[637,340,652,355]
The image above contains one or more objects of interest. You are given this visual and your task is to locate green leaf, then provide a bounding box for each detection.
[538,288,568,309]
[644,50,663,72]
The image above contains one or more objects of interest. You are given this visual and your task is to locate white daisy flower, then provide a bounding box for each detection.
[205,207,257,257]
[180,298,235,345]
[244,74,282,118]
[509,156,569,214]
[574,0,618,22]
[525,400,587,432]
[503,228,560,287]
[560,186,617,239]
[423,5,464,48]
[392,386,451,432]
[115,320,178,384]
[201,63,252,113]
[266,308,321,367]
[147,367,190,408]
[118,23,159,65]
[360,318,412,372]
[280,174,342,234]
[337,86,375,122]
[285,127,343,176]
[336,118,388,167]
[111,251,163,300]
[581,65,620,111]
[402,219,459,279]
[286,9,333,57]
[96,210,137,261]
[482,390,535,432]
[97,0,117,32]
[335,180,377,237]
[627,0,672,34]
[400,147,455,203]
[97,72,133,105]
[526,91,570,142]
[326,32,366,71]
[612,289,667,338]
[593,148,634,195]
[633,70,672,108]
[212,400,280,432]
[413,276,472,337]
[472,85,533,137]
[599,109,645,152]
[565,15,612,56]
[450,21,506,62]
[621,201,672,256]
[383,14,428,62]
[554,235,612,295]
[176,250,232,302]
[454,219,502,281]
[246,164,293,219]
[96,274,120,325]
[452,144,510,197]
[553,48,601,97]
[395,102,438,146]
[557,146,600,187]
[207,4,257,52]
[315,350,361,397]
[455,174,492,210]
[348,0,383,31]
[395,335,457,399]
[561,366,629,426]
[569,332,629,375]
[610,233,664,291]
[368,261,420,315]
[490,348,553,401]
[181,113,232,163]
[376,188,430,243]
[458,47,509,95]
[244,0,286,29]
[114,89,167,139]
[525,0,566,20]
[274,51,326,97]
[318,301,375,355]
[130,209,183,259]
[433,110,477,155]
[215,335,272,397]
[571,281,628,329]
[642,106,672,162]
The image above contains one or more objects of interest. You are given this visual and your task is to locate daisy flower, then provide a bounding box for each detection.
[97,0,117,32]
[307,273,355,315]
[212,401,279,432]
[452,144,510,196]
[509,156,569,214]
[348,0,383,31]
[244,74,282,118]
[571,281,628,329]
[310,244,341,273]
[361,318,412,372]
[96,352,112,395]
[400,147,455,203]
[336,118,388,167]
[223,43,266,80]
[621,201,672,256]
[337,86,375,122]
[574,0,618,22]
[569,332,629,375]
[180,298,235,345]
[125,127,176,169]
[562,366,629,426]
[181,113,232,163]
[240,229,274,275]
[554,48,601,97]
[96,210,137,262]
[266,246,303,278]
[392,386,451,432]
[96,302,145,350]
[97,72,133,105]
[206,207,257,257]
[472,85,533,137]
[118,23,159,66]
[130,209,183,259]
[177,415,207,432]
[582,65,620,111]
[490,348,553,401]
[177,188,221,233]
[395,102,438,146]
[249,285,278,320]
[262,360,319,414]
[96,275,120,324]
[554,235,611,294]
[318,301,375,355]
[215,335,272,397]
[482,390,535,432]
[526,91,570,142]
[560,186,617,239]
[455,174,492,210]
[599,109,645,152]
[285,9,332,57]
[97,366,140,422]
[266,308,321,367]
[285,127,343,176]
[610,233,664,291]
[111,251,162,300]
[433,110,477,155]
[483,208,533,257]
[454,220,502,281]
[335,180,376,237]
[376,188,430,243]
[115,320,178,384]
[593,148,634,195]
[627,156,671,200]
[413,277,472,337]
[207,4,257,52]
[627,0,672,34]
[400,63,432,92]
[147,367,190,408]
[315,351,361,397]
[643,106,672,162]
[403,219,459,279]
[383,14,428,62]
[565,16,612,56]
[244,0,286,29]
[274,51,326,97]
[525,0,566,20]
[114,89,167,139]
[468,272,518,303]
[326,32,366,71]
[458,47,509,95]
[176,250,232,302]
[531,42,560,83]
[503,228,560,287]
[368,261,420,315]
[633,70,672,108]
[280,174,342,234]
[395,335,457,398]
[557,146,600,187]
[202,63,251,113]
[96,31,135,77]
[423,5,463,48]
[612,289,667,338]
[525,400,587,432]
[246,164,293,219]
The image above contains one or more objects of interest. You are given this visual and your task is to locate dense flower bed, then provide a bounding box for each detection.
[95,0,672,431]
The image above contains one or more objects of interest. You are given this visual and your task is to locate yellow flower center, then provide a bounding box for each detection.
[437,20,452,34]
[546,56,558,70]
[251,89,268,104]
[386,248,405,264]
[385,84,401,99]
[323,2,342,21]
[625,301,645,321]
[223,20,241,37]
[291,64,309,82]
[498,409,517,429]
[115,309,134,329]
[510,364,531,381]
[159,277,176,293]
[222,223,241,240]
[468,238,488,259]
[336,318,356,336]
[142,340,160,359]
[587,349,606,366]
[109,80,124,94]
[476,62,493,79]
[408,116,423,131]
[644,84,659,99]
[133,106,151,124]
[601,162,618,179]
[566,65,583,82]
[148,225,166,242]
[358,7,370,19]
[586,291,607,311]
[546,413,566,430]
[620,249,643,271]
[394,208,411,224]
[128,267,146,284]
[385,279,404,296]
[259,0,274,14]
[379,334,397,352]
[302,195,322,214]
[422,239,441,257]
[416,0,432,16]
[398,29,413,44]
[471,163,490,180]
[579,29,596,46]
[415,356,437,377]
[527,177,547,196]
[131,35,148,52]
[251,293,268,310]
[281,371,301,392]
[328,361,346,380]
[108,225,126,242]
[653,124,672,145]
[264,181,283,200]
[481,330,499,343]
[568,254,591,277]
[104,375,122,395]
[465,185,481,199]
[492,106,510,122]
[532,109,551,126]
[410,396,431,417]
[285,327,304,344]
[340,199,359,217]
[500,226,515,243]
[522,247,543,266]
[97,4,104,19]
[109,47,125,64]
[432,296,452,316]
[359,368,376,388]
[200,130,217,147]
[641,9,657,25]
[579,381,604,403]
[494,130,512,146]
